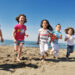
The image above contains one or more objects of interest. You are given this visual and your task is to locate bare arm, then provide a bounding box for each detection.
[0,30,4,42]
[60,35,62,39]
[37,33,40,44]
[12,29,17,43]
[65,37,69,41]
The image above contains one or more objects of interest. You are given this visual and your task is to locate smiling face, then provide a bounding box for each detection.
[19,16,26,24]
[42,21,48,29]
[68,29,73,35]
[56,24,61,32]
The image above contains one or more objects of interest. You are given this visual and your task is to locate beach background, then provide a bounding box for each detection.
[0,40,75,49]
[0,41,75,75]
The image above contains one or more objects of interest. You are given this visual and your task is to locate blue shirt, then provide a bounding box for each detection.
[52,30,62,44]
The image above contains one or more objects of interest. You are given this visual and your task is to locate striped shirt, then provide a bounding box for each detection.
[39,28,50,42]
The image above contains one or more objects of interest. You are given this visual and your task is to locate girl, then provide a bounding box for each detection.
[50,24,62,58]
[37,19,53,60]
[13,14,28,61]
[65,27,75,59]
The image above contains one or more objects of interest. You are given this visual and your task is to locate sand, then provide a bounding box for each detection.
[0,46,75,75]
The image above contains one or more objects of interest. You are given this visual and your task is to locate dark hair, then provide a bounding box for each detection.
[56,24,61,28]
[65,27,75,35]
[40,19,53,31]
[16,14,27,23]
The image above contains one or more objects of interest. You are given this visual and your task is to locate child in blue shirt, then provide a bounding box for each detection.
[50,24,62,58]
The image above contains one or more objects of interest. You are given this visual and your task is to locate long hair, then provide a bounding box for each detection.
[65,27,75,35]
[40,19,53,31]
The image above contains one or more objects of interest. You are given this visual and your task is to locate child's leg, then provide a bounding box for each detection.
[14,41,19,51]
[50,43,55,55]
[54,50,59,57]
[66,45,70,58]
[14,45,19,51]
[17,43,23,61]
[40,42,45,60]
[44,43,48,56]
[53,44,59,57]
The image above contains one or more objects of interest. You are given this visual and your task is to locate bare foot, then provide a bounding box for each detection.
[16,57,21,62]
[45,52,48,56]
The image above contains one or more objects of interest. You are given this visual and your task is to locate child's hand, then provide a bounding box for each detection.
[49,40,51,44]
[26,34,29,38]
[60,35,62,39]
[37,41,39,44]
[14,39,17,43]
[1,37,4,42]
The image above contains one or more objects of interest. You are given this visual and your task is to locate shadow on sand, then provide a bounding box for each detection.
[0,62,38,72]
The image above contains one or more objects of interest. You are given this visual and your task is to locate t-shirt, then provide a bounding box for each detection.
[65,34,75,45]
[51,30,62,44]
[39,28,50,42]
[14,24,27,41]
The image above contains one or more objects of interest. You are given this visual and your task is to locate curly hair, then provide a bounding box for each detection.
[16,14,27,23]
[40,19,53,31]
[65,27,75,35]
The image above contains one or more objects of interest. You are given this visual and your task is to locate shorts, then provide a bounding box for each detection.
[15,40,24,46]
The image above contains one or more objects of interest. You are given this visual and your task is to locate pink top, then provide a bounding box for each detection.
[14,24,27,41]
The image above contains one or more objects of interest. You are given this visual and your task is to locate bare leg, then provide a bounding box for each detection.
[14,45,19,51]
[17,43,23,61]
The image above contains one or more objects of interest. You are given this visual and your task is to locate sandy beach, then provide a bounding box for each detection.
[0,46,75,75]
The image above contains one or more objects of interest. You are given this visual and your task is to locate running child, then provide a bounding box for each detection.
[50,24,62,58]
[13,14,28,61]
[37,19,53,60]
[65,27,75,59]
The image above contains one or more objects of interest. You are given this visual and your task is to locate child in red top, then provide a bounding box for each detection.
[13,14,28,61]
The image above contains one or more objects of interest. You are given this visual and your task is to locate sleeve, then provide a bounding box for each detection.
[24,25,27,31]
[74,35,75,39]
[14,25,18,31]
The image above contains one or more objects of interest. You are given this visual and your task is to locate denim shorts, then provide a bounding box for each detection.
[15,40,24,46]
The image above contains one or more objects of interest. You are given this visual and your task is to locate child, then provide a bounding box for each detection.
[0,25,4,42]
[13,14,28,61]
[50,24,62,58]
[37,19,53,60]
[65,27,75,59]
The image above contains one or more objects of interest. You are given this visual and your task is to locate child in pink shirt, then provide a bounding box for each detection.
[13,14,28,61]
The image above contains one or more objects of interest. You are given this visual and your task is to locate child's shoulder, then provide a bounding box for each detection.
[38,28,43,32]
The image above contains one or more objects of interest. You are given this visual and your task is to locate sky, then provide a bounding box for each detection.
[0,0,75,43]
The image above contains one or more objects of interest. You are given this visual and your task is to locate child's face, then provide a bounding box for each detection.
[68,29,73,35]
[19,16,25,24]
[42,21,48,29]
[56,25,61,32]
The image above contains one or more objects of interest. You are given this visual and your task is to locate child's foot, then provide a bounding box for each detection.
[41,56,45,61]
[16,57,21,62]
[45,52,48,56]
[14,49,18,52]
[53,56,58,59]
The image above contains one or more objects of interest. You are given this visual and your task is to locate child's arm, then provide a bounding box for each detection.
[25,33,29,38]
[37,33,40,44]
[60,35,62,39]
[0,30,4,42]
[65,35,70,41]
[12,29,17,43]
